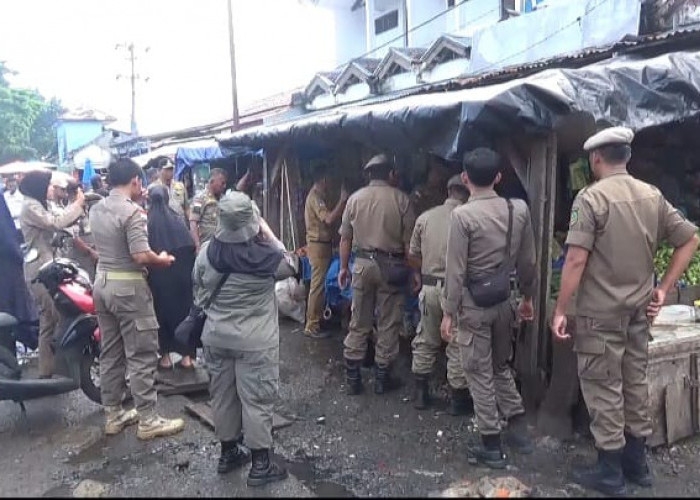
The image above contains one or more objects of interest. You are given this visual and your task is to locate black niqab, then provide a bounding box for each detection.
[19,170,51,209]
[147,184,194,253]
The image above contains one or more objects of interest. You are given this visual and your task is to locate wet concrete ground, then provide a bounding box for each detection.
[3,319,700,497]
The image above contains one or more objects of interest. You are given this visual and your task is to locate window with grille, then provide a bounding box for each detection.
[375,10,399,34]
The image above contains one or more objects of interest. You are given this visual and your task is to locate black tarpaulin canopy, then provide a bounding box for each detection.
[220,49,700,159]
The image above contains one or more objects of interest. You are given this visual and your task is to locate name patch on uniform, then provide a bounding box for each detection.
[570,208,579,226]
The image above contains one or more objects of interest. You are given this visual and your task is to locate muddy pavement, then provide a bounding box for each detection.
[2,320,700,497]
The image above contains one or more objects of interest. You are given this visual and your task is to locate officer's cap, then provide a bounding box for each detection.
[364,154,392,171]
[462,148,500,171]
[447,174,465,190]
[161,160,175,170]
[583,127,634,152]
[215,191,261,244]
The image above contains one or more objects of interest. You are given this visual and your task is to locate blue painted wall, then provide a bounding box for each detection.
[56,121,104,166]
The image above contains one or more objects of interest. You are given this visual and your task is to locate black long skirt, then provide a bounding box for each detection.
[148,246,196,357]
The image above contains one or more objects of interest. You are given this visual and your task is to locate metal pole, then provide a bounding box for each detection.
[227,0,240,131]
[130,43,138,136]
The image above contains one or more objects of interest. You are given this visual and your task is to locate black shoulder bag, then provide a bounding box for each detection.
[465,199,514,308]
[175,272,230,349]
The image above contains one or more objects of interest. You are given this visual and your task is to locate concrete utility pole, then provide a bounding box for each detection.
[116,42,149,137]
[227,0,240,131]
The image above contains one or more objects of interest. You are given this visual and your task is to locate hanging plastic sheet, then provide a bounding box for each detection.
[174,144,263,180]
[220,49,700,161]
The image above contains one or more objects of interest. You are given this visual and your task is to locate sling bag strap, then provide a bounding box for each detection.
[204,272,231,310]
[498,198,514,272]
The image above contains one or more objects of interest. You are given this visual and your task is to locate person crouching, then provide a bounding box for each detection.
[193,191,296,487]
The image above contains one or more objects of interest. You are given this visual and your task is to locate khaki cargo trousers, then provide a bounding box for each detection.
[304,242,332,333]
[575,308,652,450]
[93,272,159,417]
[204,345,279,449]
[411,282,468,389]
[457,298,524,434]
[344,257,403,368]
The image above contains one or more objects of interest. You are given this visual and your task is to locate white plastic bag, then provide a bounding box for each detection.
[276,278,306,324]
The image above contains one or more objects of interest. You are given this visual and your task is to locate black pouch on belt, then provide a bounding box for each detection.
[376,253,410,287]
[465,199,513,308]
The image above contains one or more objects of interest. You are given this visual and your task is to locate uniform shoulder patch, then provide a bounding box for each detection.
[570,208,579,226]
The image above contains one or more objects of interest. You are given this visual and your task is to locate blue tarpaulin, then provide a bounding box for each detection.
[175,144,263,180]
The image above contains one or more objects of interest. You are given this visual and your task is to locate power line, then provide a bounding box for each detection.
[478,0,613,73]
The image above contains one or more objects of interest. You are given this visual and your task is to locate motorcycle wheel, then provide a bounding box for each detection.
[79,348,133,405]
[80,350,102,404]
[0,345,20,380]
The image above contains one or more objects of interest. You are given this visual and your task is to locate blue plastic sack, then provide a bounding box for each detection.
[325,254,354,308]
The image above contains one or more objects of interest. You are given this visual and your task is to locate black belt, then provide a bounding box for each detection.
[421,274,444,286]
[308,240,332,245]
[356,248,405,260]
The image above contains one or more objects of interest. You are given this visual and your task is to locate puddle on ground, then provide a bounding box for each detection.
[284,456,354,497]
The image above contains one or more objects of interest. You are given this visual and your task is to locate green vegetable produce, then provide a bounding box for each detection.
[654,233,700,285]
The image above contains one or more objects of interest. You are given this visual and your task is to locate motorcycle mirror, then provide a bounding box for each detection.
[51,230,73,248]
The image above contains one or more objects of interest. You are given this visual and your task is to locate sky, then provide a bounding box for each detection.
[0,0,337,135]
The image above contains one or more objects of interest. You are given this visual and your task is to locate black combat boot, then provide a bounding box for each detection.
[448,387,474,416]
[413,374,430,410]
[503,413,534,455]
[621,432,653,487]
[217,437,250,474]
[469,433,507,469]
[570,448,627,497]
[374,365,400,395]
[345,358,363,395]
[247,449,289,487]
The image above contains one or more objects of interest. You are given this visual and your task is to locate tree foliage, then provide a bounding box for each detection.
[0,62,63,164]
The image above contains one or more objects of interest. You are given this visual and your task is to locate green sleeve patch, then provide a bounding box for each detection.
[570,208,579,226]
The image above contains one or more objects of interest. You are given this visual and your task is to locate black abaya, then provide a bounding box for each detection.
[146,185,197,357]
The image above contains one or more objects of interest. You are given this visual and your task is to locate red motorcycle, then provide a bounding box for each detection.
[0,231,102,409]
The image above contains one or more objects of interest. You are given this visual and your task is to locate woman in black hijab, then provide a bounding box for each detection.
[20,170,84,377]
[147,184,197,369]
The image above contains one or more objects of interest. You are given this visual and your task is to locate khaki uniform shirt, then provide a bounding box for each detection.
[150,178,188,218]
[409,198,462,278]
[339,180,416,254]
[305,186,333,244]
[191,189,219,245]
[444,191,537,315]
[566,172,697,318]
[20,198,83,277]
[410,184,446,216]
[90,191,151,273]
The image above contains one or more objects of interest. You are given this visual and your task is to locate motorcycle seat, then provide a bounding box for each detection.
[0,313,18,329]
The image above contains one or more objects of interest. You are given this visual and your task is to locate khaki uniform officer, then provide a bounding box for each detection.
[409,175,470,413]
[441,148,537,470]
[303,164,348,339]
[190,168,228,253]
[338,154,416,395]
[552,127,699,496]
[91,158,185,440]
[149,159,189,221]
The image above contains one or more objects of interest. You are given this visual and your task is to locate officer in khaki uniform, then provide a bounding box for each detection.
[552,127,699,496]
[303,164,348,339]
[339,154,416,395]
[149,159,189,221]
[190,168,228,253]
[409,175,470,413]
[442,148,537,469]
[91,158,185,440]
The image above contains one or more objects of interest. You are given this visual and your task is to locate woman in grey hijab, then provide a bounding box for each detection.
[193,191,297,487]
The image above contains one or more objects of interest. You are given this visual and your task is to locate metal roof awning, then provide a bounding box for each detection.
[220,49,700,159]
